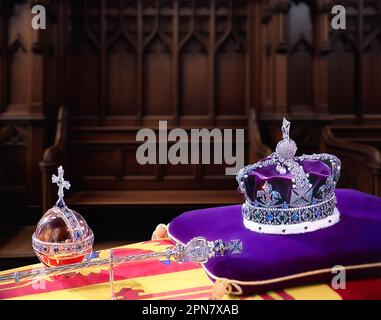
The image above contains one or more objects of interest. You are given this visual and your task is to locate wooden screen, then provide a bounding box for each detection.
[329,0,381,118]
[66,0,249,128]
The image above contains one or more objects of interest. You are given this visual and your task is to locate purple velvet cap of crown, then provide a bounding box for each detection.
[244,158,331,204]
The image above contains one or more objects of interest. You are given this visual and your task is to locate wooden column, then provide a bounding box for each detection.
[0,1,10,113]
[172,0,179,125]
[250,0,262,114]
[314,0,332,115]
[99,0,107,126]
[355,0,364,124]
[260,0,291,117]
[137,0,143,124]
[208,0,216,125]
[273,0,290,116]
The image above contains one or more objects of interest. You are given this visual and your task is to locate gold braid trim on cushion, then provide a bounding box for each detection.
[203,262,381,287]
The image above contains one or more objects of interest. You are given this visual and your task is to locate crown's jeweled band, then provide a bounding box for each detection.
[243,194,338,232]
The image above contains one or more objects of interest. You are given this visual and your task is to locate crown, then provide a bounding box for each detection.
[236,118,341,235]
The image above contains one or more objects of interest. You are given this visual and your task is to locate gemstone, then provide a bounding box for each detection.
[74,230,81,240]
[265,213,274,222]
[291,213,300,222]
[277,212,288,223]
[302,210,312,221]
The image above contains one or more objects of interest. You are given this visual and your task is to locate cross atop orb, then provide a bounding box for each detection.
[52,166,71,200]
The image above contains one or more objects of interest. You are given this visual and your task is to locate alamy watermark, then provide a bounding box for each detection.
[136,121,245,176]
[331,5,347,30]
[331,265,346,290]
[31,5,46,30]
[31,266,47,290]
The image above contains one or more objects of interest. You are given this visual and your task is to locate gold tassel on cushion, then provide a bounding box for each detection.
[209,278,243,300]
[151,224,168,240]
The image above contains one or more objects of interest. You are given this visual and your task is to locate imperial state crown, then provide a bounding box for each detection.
[236,118,341,235]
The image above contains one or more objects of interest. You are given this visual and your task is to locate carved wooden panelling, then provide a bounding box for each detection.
[329,0,381,118]
[362,3,381,115]
[0,126,27,188]
[287,1,313,111]
[2,0,381,214]
[67,0,249,126]
[329,38,356,115]
[66,128,246,192]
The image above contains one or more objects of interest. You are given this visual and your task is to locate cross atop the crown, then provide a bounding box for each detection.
[52,166,71,200]
[282,118,291,141]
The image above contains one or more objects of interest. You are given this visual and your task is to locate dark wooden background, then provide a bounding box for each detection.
[0,0,380,236]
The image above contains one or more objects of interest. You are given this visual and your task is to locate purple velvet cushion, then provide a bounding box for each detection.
[168,189,381,294]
